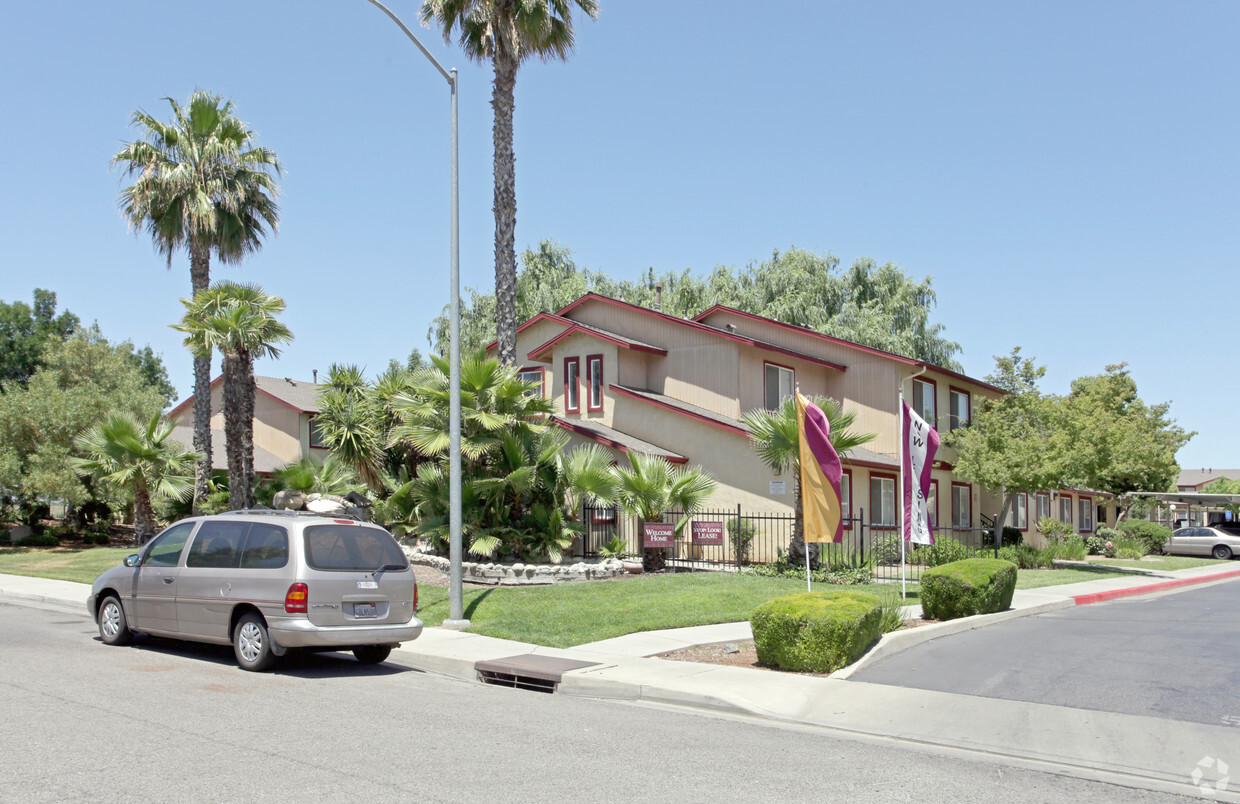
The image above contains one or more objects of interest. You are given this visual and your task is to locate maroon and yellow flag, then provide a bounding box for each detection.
[797,393,844,543]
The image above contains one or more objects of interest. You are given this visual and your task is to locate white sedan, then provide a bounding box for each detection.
[1164,527,1240,560]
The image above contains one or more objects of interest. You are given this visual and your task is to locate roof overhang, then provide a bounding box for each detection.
[1130,492,1240,506]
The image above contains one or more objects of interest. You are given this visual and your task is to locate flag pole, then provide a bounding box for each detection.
[797,384,811,593]
[899,387,906,600]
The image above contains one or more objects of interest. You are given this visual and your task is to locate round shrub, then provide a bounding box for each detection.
[1115,519,1170,555]
[920,558,1017,621]
[749,590,883,673]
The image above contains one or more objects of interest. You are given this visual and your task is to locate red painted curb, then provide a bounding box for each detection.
[1072,568,1240,605]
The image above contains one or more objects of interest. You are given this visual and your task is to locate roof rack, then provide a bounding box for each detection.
[215,509,364,522]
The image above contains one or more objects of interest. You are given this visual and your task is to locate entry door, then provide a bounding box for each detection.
[131,522,195,633]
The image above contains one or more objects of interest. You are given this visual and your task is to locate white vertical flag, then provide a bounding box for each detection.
[902,401,940,545]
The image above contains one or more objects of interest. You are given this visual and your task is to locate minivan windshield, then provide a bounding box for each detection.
[303,525,409,572]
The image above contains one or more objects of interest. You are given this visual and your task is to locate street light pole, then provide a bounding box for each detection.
[363,0,468,627]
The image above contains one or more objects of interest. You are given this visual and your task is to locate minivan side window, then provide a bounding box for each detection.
[186,521,247,568]
[144,522,195,567]
[241,524,289,569]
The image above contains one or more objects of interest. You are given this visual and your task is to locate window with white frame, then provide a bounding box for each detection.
[840,472,851,522]
[952,483,971,528]
[564,357,580,413]
[913,378,936,425]
[587,354,603,412]
[1036,493,1051,524]
[1009,492,1028,530]
[1079,498,1094,532]
[949,388,971,430]
[518,368,544,398]
[927,481,938,529]
[764,363,794,411]
[1060,496,1073,526]
[870,476,896,527]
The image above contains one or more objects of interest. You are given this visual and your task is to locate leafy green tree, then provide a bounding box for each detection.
[0,289,80,387]
[945,348,1069,539]
[431,242,962,369]
[741,395,876,559]
[420,1,599,366]
[72,412,198,542]
[174,282,293,510]
[114,91,282,512]
[0,329,167,516]
[1058,364,1193,518]
[612,451,717,572]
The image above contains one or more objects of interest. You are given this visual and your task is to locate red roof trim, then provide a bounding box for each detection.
[610,385,749,437]
[551,416,689,464]
[485,311,575,354]
[553,293,845,372]
[527,323,668,363]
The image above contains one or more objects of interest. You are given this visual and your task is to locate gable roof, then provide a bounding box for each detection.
[168,375,321,420]
[554,293,847,373]
[552,416,688,464]
[527,321,667,363]
[1177,468,1240,489]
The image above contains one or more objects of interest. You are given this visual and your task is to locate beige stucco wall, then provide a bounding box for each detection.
[180,382,307,469]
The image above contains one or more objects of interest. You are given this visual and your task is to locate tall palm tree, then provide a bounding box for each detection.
[612,451,717,572]
[174,282,293,510]
[742,396,876,559]
[113,91,282,511]
[420,0,598,366]
[72,412,199,543]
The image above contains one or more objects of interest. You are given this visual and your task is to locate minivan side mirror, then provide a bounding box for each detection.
[124,554,140,568]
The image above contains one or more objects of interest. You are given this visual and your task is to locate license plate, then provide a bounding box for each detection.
[354,603,378,618]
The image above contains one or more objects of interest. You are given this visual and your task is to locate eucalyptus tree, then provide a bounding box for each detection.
[174,282,293,510]
[72,412,198,543]
[742,395,876,557]
[114,91,282,511]
[420,0,598,366]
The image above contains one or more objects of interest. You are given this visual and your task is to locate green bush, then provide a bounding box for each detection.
[1116,519,1170,555]
[985,526,1023,547]
[750,590,883,673]
[871,534,903,566]
[921,538,976,567]
[1037,516,1073,540]
[82,531,112,546]
[997,544,1052,569]
[726,517,757,565]
[1112,535,1146,560]
[920,558,1017,620]
[1041,537,1086,562]
[14,532,60,547]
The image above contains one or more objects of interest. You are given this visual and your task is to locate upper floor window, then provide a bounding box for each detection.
[913,378,936,425]
[949,388,971,430]
[587,354,604,412]
[518,367,544,398]
[309,417,327,449]
[564,357,580,413]
[764,363,794,411]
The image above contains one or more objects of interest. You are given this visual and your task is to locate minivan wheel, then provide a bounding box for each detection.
[353,645,392,665]
[98,595,131,646]
[1213,545,1233,560]
[234,613,276,672]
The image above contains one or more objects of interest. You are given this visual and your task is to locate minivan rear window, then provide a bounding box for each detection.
[303,525,408,572]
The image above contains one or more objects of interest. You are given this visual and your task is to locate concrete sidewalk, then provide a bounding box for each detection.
[3,563,1239,801]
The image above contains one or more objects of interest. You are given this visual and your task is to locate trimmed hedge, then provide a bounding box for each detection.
[749,590,882,673]
[1115,519,1170,555]
[921,558,1017,621]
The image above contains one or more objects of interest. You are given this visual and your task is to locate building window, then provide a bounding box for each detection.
[870,475,896,527]
[1060,496,1073,527]
[912,378,937,425]
[518,367,545,398]
[564,357,580,413]
[927,480,938,529]
[841,471,851,522]
[952,483,971,529]
[309,417,327,449]
[1079,498,1094,532]
[1035,492,1051,524]
[1009,492,1028,531]
[764,363,794,411]
[587,354,604,412]
[949,388,971,430]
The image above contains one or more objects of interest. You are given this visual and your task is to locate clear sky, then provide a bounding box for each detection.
[2,1,1236,471]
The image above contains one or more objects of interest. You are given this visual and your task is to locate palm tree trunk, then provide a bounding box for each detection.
[189,238,212,515]
[133,480,157,544]
[222,354,246,510]
[492,45,519,367]
[240,353,256,509]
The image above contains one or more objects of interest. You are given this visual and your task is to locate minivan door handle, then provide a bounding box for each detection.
[163,577,175,584]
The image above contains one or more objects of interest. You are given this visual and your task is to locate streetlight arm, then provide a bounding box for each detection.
[362,0,454,85]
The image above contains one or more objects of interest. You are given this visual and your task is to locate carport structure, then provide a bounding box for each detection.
[1130,491,1240,528]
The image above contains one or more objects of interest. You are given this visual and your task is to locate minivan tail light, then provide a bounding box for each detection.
[413,582,418,612]
[285,583,308,613]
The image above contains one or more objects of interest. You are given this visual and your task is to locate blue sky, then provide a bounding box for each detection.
[2,1,1236,471]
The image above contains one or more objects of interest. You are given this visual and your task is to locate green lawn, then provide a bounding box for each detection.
[1085,555,1225,571]
[0,547,1138,648]
[0,546,131,583]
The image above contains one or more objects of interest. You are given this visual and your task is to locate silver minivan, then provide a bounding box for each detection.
[88,510,423,671]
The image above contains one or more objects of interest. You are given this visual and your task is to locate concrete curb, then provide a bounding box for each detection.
[1071,567,1240,605]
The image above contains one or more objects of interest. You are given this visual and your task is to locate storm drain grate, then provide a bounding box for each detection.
[475,654,600,694]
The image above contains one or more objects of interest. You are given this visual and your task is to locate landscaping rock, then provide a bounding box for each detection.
[272,490,307,511]
[305,498,345,514]
[8,525,33,543]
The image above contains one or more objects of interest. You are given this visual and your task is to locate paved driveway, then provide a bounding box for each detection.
[853,579,1240,727]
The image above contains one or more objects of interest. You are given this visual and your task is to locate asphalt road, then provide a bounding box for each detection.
[0,601,1196,804]
[855,578,1240,727]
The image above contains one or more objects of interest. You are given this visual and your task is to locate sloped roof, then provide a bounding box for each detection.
[610,385,748,436]
[528,321,667,363]
[168,375,321,419]
[168,426,289,475]
[551,416,687,464]
[1177,468,1240,489]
